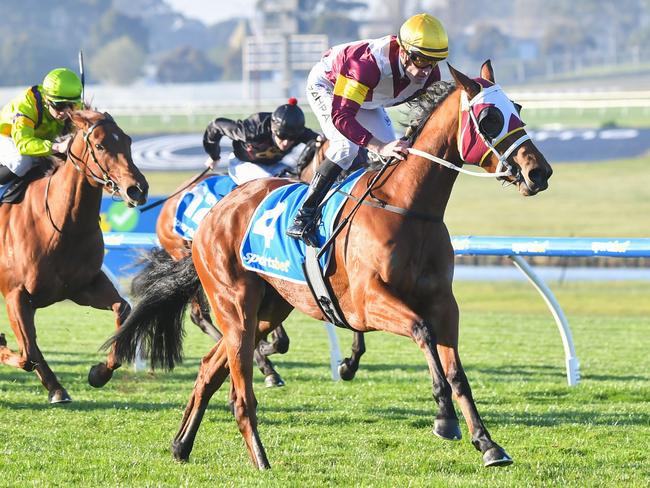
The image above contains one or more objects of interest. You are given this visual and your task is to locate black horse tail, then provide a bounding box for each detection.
[104,247,200,370]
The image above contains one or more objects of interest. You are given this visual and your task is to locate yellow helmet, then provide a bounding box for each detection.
[398,13,448,61]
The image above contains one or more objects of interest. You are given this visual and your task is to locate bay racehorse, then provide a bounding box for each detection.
[150,138,368,386]
[109,61,552,467]
[0,110,148,403]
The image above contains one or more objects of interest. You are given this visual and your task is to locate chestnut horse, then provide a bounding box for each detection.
[110,62,552,467]
[151,139,367,386]
[0,110,148,403]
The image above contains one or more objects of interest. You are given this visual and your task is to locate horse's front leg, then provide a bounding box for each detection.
[189,288,223,342]
[360,280,457,437]
[429,294,513,467]
[255,322,289,387]
[69,271,130,388]
[2,286,71,403]
[172,338,231,462]
[338,331,366,381]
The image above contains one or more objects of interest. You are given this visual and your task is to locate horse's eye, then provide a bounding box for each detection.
[95,143,105,151]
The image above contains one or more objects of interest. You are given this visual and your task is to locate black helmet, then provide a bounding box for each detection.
[271,97,305,140]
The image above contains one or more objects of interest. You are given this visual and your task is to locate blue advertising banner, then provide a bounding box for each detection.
[100,197,163,277]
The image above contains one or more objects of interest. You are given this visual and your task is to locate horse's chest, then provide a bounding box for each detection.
[25,238,103,295]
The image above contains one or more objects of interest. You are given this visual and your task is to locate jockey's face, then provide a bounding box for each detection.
[272,131,294,151]
[399,48,436,83]
[47,100,75,120]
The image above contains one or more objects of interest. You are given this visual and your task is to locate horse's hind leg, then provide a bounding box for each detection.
[69,271,130,388]
[338,331,366,381]
[221,284,270,469]
[1,286,70,403]
[430,297,512,467]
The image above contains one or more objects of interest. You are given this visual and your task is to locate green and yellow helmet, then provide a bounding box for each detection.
[42,68,82,103]
[398,13,448,61]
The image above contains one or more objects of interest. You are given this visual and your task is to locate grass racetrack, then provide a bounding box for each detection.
[0,282,649,486]
[1,155,649,486]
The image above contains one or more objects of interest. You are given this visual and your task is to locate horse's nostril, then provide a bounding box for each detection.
[126,185,144,203]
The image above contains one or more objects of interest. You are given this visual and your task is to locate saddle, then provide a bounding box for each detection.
[0,165,48,205]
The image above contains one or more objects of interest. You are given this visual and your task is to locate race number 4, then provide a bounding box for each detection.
[252,202,287,248]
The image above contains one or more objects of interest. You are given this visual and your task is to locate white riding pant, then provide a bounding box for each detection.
[0,135,38,177]
[227,154,292,185]
[305,62,395,170]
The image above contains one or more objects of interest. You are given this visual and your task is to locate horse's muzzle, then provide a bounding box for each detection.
[125,184,148,207]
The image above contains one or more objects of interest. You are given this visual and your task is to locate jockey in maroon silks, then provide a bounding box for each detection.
[286,13,449,246]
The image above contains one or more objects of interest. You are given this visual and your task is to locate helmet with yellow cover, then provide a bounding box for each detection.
[42,68,82,104]
[398,14,448,64]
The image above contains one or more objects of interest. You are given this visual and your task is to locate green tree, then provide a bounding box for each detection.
[89,36,146,84]
[156,46,222,82]
[85,8,149,58]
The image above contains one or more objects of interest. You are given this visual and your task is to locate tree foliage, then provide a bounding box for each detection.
[89,36,146,84]
[156,46,222,83]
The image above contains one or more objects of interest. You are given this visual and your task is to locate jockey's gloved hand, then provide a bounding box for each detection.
[51,140,70,154]
[205,157,220,172]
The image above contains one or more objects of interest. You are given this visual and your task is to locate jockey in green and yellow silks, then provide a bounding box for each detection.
[0,68,82,184]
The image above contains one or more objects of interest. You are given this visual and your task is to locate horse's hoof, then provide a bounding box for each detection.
[264,373,285,388]
[338,359,357,381]
[88,363,114,388]
[433,418,462,441]
[483,446,513,467]
[49,388,72,404]
[0,333,6,346]
[171,441,190,463]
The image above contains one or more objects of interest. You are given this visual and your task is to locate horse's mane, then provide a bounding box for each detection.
[43,108,102,175]
[405,81,457,141]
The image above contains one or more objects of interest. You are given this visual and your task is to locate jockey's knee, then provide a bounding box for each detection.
[326,142,359,171]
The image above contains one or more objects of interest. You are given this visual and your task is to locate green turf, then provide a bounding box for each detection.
[0,281,648,487]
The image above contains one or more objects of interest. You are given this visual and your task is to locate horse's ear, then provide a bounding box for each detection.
[68,111,88,130]
[447,63,481,99]
[480,59,495,83]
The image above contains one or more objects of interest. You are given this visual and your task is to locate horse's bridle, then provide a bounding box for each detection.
[45,114,123,233]
[460,88,528,184]
[407,84,529,185]
[67,113,123,196]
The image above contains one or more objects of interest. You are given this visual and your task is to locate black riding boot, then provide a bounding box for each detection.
[0,165,17,185]
[286,158,343,247]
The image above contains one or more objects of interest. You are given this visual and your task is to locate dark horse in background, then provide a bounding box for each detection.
[151,138,368,386]
[109,62,552,468]
[0,110,148,403]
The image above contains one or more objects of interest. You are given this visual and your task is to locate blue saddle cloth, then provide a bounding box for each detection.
[0,182,12,200]
[173,175,238,240]
[240,169,366,284]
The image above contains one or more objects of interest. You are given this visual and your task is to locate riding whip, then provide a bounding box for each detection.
[78,50,85,105]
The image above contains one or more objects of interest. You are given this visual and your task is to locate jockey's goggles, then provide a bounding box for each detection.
[48,99,77,111]
[273,129,297,141]
[406,51,439,70]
